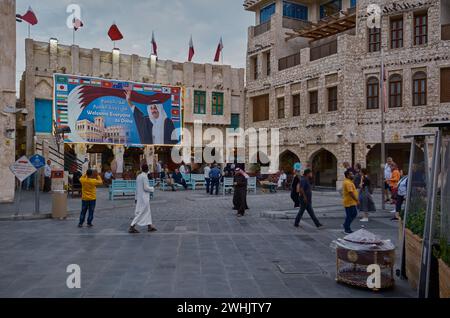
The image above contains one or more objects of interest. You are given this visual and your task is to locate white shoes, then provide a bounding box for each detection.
[360,218,369,222]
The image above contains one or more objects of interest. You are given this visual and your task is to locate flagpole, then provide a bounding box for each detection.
[381,47,386,211]
[73,29,75,45]
[28,24,30,38]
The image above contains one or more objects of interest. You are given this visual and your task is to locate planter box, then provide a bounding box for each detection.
[405,228,423,290]
[439,259,450,298]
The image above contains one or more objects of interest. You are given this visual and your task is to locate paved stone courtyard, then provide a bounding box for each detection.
[0,188,416,298]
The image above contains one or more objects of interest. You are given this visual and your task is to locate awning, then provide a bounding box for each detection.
[285,8,356,42]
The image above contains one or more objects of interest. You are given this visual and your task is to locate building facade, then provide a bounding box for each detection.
[244,0,450,188]
[19,39,245,174]
[0,0,17,202]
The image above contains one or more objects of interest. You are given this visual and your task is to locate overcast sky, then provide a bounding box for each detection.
[16,0,254,91]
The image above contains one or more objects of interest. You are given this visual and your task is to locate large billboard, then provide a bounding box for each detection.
[53,74,183,146]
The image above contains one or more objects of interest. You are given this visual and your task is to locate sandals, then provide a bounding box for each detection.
[148,226,158,232]
[128,226,140,234]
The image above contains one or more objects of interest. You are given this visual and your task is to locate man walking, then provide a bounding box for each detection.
[78,169,103,228]
[342,170,359,234]
[204,164,211,194]
[43,160,52,192]
[129,164,157,233]
[294,169,323,229]
[209,164,222,195]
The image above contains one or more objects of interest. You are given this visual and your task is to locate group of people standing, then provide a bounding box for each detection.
[289,158,408,234]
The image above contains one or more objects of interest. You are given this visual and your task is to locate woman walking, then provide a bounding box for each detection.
[359,168,376,222]
[290,169,301,208]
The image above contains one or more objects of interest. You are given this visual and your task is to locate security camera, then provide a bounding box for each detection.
[336,131,344,138]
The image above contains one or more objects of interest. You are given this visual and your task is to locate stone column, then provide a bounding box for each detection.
[49,39,58,71]
[73,143,88,174]
[71,45,80,74]
[113,145,125,178]
[112,48,120,79]
[0,0,17,202]
[92,48,101,77]
[144,146,155,173]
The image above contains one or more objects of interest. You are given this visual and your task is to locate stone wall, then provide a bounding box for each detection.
[244,0,450,188]
[21,39,245,156]
[0,0,16,203]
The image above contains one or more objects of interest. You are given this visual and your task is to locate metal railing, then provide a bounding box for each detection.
[310,39,338,62]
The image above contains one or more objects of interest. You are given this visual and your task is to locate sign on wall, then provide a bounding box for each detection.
[53,74,183,146]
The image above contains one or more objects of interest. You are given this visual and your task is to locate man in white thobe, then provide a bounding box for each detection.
[129,164,157,234]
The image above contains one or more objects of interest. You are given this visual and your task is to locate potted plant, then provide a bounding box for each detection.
[434,239,450,298]
[400,193,426,290]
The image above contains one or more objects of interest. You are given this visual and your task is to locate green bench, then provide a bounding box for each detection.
[109,179,155,201]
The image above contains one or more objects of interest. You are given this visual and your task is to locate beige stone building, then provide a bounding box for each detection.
[0,0,17,202]
[244,0,450,188]
[18,38,245,174]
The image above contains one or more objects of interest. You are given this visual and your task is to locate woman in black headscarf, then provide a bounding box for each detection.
[290,169,301,208]
[233,168,249,217]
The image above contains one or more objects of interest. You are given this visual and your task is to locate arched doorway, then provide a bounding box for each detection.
[311,149,337,188]
[279,150,300,174]
[366,143,424,187]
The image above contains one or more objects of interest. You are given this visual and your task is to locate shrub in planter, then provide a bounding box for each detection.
[400,198,426,290]
[434,239,450,298]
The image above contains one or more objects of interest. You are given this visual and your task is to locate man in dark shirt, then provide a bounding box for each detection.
[209,164,222,195]
[172,169,188,190]
[294,169,323,229]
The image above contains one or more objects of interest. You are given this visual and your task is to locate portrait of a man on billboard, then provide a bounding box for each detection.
[54,75,182,146]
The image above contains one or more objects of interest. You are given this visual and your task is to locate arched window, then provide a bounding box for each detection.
[413,71,427,106]
[366,77,379,109]
[389,74,403,108]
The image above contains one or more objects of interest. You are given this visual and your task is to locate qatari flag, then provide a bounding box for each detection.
[188,36,195,62]
[108,23,123,41]
[214,37,223,62]
[151,31,157,56]
[17,6,38,25]
[73,18,84,31]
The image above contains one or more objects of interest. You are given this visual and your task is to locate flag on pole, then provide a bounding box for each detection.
[214,37,223,62]
[188,36,195,62]
[17,6,38,25]
[73,18,84,31]
[151,31,158,56]
[108,23,124,41]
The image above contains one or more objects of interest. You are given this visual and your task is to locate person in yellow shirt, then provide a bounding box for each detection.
[78,169,103,228]
[342,170,359,234]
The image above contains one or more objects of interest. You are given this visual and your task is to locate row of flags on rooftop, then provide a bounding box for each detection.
[15,6,224,63]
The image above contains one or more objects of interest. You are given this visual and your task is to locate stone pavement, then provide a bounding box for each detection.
[0,189,415,298]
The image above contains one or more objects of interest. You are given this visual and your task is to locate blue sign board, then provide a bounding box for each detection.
[29,154,46,169]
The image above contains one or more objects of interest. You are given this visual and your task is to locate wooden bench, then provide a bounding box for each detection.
[260,181,277,193]
[109,179,155,201]
[190,174,206,190]
[247,177,257,194]
[222,177,234,196]
[181,173,196,190]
